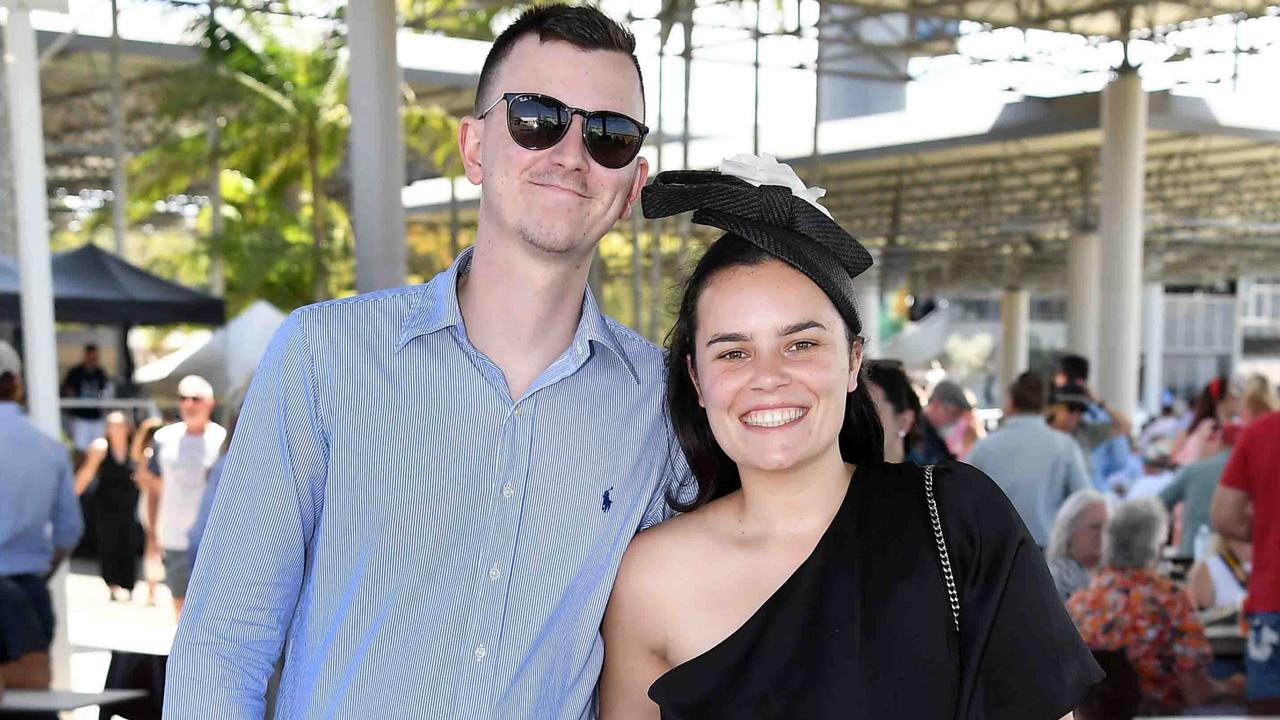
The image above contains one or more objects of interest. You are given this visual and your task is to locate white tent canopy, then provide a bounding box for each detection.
[134,300,285,403]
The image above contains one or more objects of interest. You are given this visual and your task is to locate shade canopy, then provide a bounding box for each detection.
[0,244,224,325]
[134,300,285,402]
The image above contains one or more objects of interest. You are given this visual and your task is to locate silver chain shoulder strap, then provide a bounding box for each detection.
[923,464,961,634]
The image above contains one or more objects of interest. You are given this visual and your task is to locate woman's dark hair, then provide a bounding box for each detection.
[666,236,884,512]
[1190,374,1229,429]
[475,4,643,115]
[864,360,922,453]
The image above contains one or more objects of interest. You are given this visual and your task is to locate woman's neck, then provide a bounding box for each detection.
[731,450,853,540]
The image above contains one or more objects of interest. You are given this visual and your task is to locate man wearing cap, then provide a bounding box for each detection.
[146,374,224,618]
[1053,355,1133,489]
[967,371,1091,547]
[0,341,83,690]
[911,379,972,465]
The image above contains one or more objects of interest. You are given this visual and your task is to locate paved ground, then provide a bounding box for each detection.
[64,558,177,719]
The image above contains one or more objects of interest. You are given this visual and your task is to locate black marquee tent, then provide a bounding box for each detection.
[0,243,224,325]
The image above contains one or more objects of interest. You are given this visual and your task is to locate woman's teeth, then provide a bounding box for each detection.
[741,408,808,428]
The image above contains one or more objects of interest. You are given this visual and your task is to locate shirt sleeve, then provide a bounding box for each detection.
[1166,585,1212,672]
[639,433,693,530]
[941,463,1103,720]
[164,313,328,718]
[50,453,84,551]
[1158,467,1189,507]
[1219,424,1253,494]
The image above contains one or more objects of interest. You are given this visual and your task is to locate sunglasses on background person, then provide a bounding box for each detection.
[478,92,648,170]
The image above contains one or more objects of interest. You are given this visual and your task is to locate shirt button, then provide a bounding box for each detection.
[512,406,521,416]
[474,644,487,661]
[502,484,514,498]
[488,564,501,580]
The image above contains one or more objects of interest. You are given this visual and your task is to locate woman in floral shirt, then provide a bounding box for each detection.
[1068,497,1245,714]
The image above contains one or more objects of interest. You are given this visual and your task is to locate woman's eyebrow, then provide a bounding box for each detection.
[706,331,750,346]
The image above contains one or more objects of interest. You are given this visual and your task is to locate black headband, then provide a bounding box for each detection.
[641,169,873,335]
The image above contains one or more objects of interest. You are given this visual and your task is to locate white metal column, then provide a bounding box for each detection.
[858,250,880,358]
[1096,70,1146,420]
[3,0,71,688]
[1067,231,1100,366]
[1141,281,1165,416]
[348,0,406,293]
[109,0,127,256]
[1000,286,1030,404]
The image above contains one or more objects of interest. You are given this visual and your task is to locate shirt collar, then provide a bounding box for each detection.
[0,401,21,416]
[395,247,639,384]
[1004,414,1048,428]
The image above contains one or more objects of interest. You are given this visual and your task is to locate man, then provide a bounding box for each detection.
[1159,424,1234,557]
[910,379,970,465]
[60,343,111,459]
[166,7,681,717]
[0,341,83,690]
[147,375,224,618]
[1211,410,1280,713]
[1052,353,1133,488]
[967,371,1091,547]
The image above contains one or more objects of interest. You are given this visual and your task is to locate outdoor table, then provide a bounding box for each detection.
[0,689,145,714]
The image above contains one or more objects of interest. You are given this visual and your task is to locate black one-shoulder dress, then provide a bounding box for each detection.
[647,462,1103,719]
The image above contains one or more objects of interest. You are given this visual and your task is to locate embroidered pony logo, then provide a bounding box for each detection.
[601,487,614,514]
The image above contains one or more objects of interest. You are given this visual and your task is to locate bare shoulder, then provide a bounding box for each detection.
[618,501,723,590]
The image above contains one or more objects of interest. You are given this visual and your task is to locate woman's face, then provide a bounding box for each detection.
[1070,502,1108,569]
[105,413,129,443]
[867,381,911,463]
[689,260,859,476]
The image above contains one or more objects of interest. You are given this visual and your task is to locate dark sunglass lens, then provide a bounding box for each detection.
[507,95,569,150]
[584,114,643,168]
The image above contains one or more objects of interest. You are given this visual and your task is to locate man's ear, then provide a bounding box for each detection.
[620,156,649,221]
[686,354,704,408]
[459,114,485,186]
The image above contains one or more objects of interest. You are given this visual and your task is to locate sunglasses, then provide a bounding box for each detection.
[477,92,648,170]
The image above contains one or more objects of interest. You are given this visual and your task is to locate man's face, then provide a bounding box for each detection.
[179,395,214,426]
[84,350,99,368]
[460,36,648,262]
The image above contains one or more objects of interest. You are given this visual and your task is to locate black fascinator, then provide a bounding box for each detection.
[641,169,874,334]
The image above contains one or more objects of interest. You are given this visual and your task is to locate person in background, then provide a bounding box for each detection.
[1240,374,1277,424]
[73,411,141,602]
[864,360,921,464]
[1052,355,1134,489]
[1211,408,1280,713]
[0,341,84,691]
[1187,533,1251,611]
[911,379,969,465]
[61,343,111,462]
[967,371,1091,547]
[130,416,165,606]
[186,407,237,575]
[1045,489,1109,601]
[1139,400,1185,453]
[1158,423,1235,557]
[1171,375,1240,467]
[143,376,224,618]
[1069,498,1245,714]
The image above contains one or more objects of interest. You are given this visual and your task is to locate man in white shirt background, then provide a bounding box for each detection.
[141,375,224,618]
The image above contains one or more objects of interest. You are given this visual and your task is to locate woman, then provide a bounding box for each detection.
[865,360,921,463]
[1187,533,1252,611]
[73,411,141,601]
[130,416,166,606]
[601,164,1101,719]
[1171,376,1239,466]
[1240,373,1277,424]
[1068,498,1245,714]
[1045,489,1109,601]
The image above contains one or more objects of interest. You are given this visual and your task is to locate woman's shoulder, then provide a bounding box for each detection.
[615,499,729,595]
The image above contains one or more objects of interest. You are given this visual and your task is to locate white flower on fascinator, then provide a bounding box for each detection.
[719,153,832,218]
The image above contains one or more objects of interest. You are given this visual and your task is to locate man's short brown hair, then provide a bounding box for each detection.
[474,4,643,115]
[1009,371,1048,413]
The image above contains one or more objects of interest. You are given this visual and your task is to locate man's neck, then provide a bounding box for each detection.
[184,419,209,435]
[457,234,594,401]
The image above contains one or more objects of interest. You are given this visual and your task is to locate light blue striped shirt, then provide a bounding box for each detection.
[0,402,83,576]
[165,249,684,719]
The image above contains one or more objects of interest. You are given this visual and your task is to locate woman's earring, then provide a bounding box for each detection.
[898,430,907,439]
